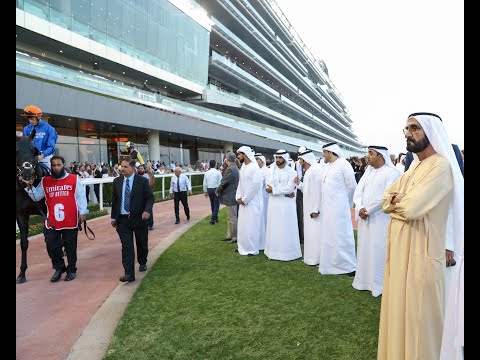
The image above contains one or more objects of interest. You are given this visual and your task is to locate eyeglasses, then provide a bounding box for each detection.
[403,125,423,134]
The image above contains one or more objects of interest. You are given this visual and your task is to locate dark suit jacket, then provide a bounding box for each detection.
[111,174,154,225]
[404,144,464,176]
[216,163,239,206]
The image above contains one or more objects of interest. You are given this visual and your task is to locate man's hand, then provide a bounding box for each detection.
[79,214,87,223]
[20,177,34,189]
[446,249,456,267]
[236,197,245,205]
[142,211,150,220]
[169,193,174,199]
[37,154,45,161]
[391,193,405,205]
[187,190,192,196]
[359,208,369,220]
[266,185,273,193]
[111,220,117,228]
[204,192,209,198]
[286,192,295,198]
[310,212,319,219]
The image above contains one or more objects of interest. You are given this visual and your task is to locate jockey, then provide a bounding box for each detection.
[125,141,145,168]
[21,105,58,171]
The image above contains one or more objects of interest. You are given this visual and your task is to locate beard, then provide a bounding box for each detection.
[276,159,285,167]
[51,168,66,179]
[239,157,244,163]
[406,135,430,153]
[137,170,145,175]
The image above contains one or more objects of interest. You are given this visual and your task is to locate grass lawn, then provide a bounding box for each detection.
[105,209,380,360]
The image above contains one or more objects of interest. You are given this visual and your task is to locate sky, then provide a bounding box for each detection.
[274,0,464,156]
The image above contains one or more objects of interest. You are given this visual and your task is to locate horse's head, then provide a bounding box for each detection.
[16,134,40,182]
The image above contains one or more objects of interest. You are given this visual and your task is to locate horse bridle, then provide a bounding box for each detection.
[17,161,96,240]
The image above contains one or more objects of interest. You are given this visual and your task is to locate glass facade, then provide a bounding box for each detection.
[16,117,210,166]
[18,0,210,87]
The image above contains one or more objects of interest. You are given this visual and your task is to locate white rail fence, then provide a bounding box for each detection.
[80,172,205,211]
[16,172,205,230]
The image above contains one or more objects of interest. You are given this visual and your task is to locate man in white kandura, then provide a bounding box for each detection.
[264,150,302,261]
[255,152,269,251]
[352,145,400,296]
[235,146,263,256]
[318,141,357,275]
[294,148,323,266]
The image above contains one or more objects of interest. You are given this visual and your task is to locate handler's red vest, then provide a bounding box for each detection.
[42,174,78,230]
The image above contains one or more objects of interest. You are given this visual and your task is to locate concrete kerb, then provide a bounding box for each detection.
[65,218,203,360]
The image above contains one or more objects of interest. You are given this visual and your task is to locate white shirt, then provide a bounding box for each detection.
[203,168,222,192]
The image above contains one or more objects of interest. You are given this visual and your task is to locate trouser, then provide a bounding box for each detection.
[296,189,304,244]
[226,205,238,240]
[116,215,149,276]
[44,227,78,273]
[94,184,100,204]
[174,191,190,220]
[207,188,220,221]
[85,185,90,204]
[39,155,52,170]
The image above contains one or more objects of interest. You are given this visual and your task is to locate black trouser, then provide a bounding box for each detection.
[94,184,100,204]
[44,227,78,273]
[85,185,90,204]
[296,189,304,244]
[116,215,149,276]
[174,191,190,221]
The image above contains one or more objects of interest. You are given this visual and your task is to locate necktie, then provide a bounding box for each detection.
[124,178,131,212]
[177,176,180,192]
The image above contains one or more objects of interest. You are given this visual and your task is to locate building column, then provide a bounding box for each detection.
[148,130,160,162]
[223,142,233,154]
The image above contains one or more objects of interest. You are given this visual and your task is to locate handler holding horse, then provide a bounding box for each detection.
[23,155,88,282]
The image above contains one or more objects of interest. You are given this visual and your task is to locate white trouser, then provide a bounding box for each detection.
[39,154,53,170]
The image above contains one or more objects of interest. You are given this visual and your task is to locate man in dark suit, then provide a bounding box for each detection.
[216,152,240,243]
[111,158,154,282]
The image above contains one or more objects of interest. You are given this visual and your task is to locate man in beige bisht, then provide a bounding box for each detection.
[378,112,463,360]
[352,146,400,296]
[294,148,323,266]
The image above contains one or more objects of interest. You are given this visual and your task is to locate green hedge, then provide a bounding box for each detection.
[17,209,109,240]
[152,185,204,203]
[102,173,204,206]
[28,203,102,226]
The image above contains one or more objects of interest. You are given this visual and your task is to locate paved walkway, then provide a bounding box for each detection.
[16,198,358,360]
[16,194,214,360]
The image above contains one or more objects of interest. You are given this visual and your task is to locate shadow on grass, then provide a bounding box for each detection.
[105,209,380,360]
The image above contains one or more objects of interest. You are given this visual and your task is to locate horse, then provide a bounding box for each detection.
[16,134,49,284]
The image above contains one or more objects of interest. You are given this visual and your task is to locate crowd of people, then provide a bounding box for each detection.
[19,104,464,359]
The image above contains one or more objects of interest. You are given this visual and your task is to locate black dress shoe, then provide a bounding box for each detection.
[50,267,66,283]
[139,264,147,272]
[187,215,190,220]
[345,271,356,277]
[175,220,180,224]
[119,275,135,282]
[64,272,76,281]
[226,239,237,244]
[209,220,215,224]
[223,237,232,241]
